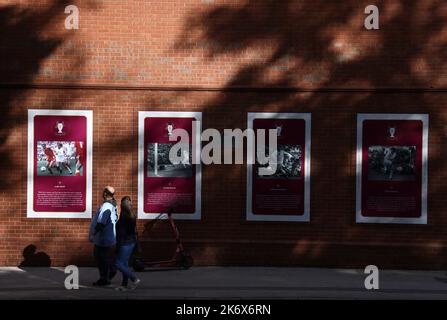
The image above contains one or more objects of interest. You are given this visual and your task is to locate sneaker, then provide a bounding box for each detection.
[114,286,128,292]
[128,278,141,290]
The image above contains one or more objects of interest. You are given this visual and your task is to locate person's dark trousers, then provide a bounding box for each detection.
[115,242,137,287]
[94,245,117,283]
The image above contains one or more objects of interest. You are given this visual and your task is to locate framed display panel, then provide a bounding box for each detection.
[247,113,311,222]
[356,114,428,224]
[27,109,93,218]
[138,111,202,220]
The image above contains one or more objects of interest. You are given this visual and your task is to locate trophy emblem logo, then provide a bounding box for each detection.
[55,121,65,135]
[388,126,396,139]
[166,122,174,136]
[275,125,283,137]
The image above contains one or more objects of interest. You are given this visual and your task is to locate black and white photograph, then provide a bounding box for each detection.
[147,143,192,178]
[256,144,302,179]
[367,146,416,181]
[36,141,84,177]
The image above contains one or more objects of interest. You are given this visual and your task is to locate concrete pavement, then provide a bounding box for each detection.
[1,266,447,299]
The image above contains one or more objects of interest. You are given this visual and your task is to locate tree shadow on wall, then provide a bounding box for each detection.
[0,1,97,193]
[0,1,98,267]
[171,0,447,268]
[0,3,60,192]
[176,0,446,89]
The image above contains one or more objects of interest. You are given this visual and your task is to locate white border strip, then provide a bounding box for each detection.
[246,112,311,222]
[27,109,93,218]
[138,111,202,220]
[356,113,429,224]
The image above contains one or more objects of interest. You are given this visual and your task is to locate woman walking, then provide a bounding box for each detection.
[115,196,141,291]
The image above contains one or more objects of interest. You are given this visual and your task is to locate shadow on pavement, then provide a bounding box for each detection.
[434,277,447,284]
[18,245,51,267]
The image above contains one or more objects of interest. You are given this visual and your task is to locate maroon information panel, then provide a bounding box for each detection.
[27,110,92,218]
[247,113,311,222]
[138,112,201,220]
[356,114,428,224]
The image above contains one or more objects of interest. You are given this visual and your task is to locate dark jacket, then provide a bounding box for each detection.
[116,214,137,246]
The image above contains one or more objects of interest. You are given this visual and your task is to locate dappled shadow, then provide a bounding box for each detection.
[0,1,71,267]
[0,0,99,192]
[169,0,447,268]
[0,1,101,267]
[0,1,96,215]
[0,3,63,192]
[434,277,447,284]
[175,0,446,89]
[1,0,446,269]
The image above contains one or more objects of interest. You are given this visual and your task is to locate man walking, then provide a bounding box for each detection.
[89,186,118,286]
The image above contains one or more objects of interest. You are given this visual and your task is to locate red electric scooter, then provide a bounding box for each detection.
[132,207,193,271]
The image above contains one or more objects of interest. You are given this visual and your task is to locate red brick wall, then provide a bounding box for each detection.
[1,0,447,269]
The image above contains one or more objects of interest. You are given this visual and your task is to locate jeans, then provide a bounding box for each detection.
[94,245,116,282]
[115,242,137,286]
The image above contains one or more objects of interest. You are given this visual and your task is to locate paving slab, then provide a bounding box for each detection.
[1,267,447,299]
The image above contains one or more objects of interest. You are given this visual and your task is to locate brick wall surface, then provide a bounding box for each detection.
[0,0,446,269]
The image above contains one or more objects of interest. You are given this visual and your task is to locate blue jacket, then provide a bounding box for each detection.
[89,200,118,247]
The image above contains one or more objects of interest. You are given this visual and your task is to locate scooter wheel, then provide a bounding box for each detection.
[132,257,145,272]
[181,252,194,269]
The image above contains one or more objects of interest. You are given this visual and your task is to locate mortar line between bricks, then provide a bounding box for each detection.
[1,83,447,93]
[1,236,447,247]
